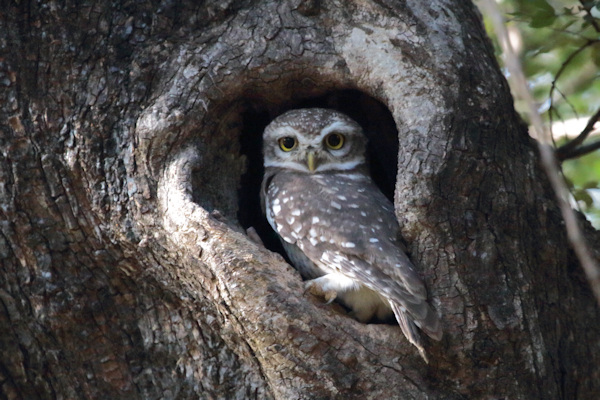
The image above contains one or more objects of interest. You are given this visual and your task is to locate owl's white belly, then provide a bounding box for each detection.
[306,270,394,322]
[338,284,394,322]
[281,239,393,322]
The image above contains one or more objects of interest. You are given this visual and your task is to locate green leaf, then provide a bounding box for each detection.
[565,176,575,189]
[530,11,557,28]
[592,46,600,68]
[583,181,599,190]
[574,189,594,207]
[523,0,557,28]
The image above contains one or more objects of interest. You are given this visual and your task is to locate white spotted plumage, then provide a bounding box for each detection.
[260,108,442,362]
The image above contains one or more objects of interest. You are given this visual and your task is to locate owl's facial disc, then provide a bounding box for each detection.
[263,109,368,174]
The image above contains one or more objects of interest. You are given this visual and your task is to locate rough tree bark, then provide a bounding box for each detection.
[1,0,599,399]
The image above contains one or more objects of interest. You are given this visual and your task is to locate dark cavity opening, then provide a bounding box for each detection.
[237,89,399,254]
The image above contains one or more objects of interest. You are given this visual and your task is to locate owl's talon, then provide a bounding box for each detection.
[304,280,338,304]
[324,291,337,304]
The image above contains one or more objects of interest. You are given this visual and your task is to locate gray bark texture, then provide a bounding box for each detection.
[1,0,599,399]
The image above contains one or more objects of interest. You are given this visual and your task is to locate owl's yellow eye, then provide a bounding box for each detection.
[278,137,298,152]
[324,133,345,150]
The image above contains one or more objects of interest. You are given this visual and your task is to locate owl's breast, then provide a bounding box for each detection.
[264,171,401,257]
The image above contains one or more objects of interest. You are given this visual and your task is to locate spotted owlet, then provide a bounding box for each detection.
[261,108,442,361]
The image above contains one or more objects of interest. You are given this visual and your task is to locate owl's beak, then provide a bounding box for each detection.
[307,151,316,172]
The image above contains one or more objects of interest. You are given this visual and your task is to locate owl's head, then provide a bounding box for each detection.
[262,108,368,174]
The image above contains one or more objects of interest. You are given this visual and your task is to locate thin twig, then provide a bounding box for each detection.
[556,87,580,121]
[548,87,579,147]
[507,16,596,39]
[480,0,600,305]
[548,40,596,112]
[556,107,600,160]
[544,38,595,148]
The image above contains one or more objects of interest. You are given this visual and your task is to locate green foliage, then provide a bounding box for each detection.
[479,0,600,228]
[519,0,557,28]
[507,0,600,118]
[563,149,600,227]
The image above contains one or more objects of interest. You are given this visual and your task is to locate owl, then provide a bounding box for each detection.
[261,108,442,362]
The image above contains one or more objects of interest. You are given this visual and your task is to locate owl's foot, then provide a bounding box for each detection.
[304,279,338,304]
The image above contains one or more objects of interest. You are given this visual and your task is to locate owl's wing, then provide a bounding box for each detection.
[302,242,442,342]
[362,246,442,341]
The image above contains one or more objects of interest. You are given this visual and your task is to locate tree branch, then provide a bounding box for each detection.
[579,0,600,33]
[480,0,600,305]
[559,138,600,161]
[556,106,600,161]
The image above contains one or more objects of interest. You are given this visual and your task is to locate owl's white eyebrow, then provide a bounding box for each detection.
[317,121,356,140]
[273,126,301,138]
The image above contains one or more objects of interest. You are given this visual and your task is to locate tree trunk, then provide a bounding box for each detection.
[1,0,599,398]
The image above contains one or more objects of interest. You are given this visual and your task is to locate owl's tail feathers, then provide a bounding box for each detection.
[390,301,442,364]
[415,304,443,341]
